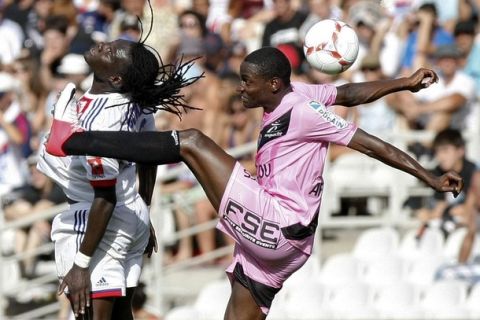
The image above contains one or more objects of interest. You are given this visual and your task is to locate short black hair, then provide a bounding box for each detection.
[454,20,476,36]
[45,15,69,34]
[244,47,291,85]
[432,128,465,149]
[418,3,437,17]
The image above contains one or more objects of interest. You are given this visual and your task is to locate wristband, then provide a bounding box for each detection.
[74,251,92,268]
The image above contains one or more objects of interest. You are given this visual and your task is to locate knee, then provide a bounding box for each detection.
[178,129,207,157]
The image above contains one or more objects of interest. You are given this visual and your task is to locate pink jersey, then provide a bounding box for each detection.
[256,82,357,254]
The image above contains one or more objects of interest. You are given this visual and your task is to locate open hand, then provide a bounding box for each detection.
[57,264,91,318]
[430,171,464,197]
[408,68,438,92]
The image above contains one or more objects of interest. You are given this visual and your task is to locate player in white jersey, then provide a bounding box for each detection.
[38,12,202,319]
[45,47,463,320]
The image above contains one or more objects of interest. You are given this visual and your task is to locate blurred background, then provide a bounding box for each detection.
[0,0,479,319]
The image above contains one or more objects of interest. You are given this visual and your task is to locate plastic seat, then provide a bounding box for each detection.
[193,279,231,320]
[466,282,480,319]
[164,306,200,320]
[352,227,399,262]
[323,282,376,319]
[399,227,444,261]
[284,253,321,289]
[318,253,360,287]
[373,282,423,320]
[444,228,469,263]
[362,255,404,289]
[284,281,328,320]
[404,255,446,289]
[420,280,469,319]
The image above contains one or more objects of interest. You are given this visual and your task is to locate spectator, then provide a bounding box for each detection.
[221,0,273,49]
[39,15,70,92]
[453,19,480,93]
[3,154,67,278]
[299,0,342,41]
[79,0,121,43]
[16,0,54,56]
[388,44,476,135]
[400,3,454,74]
[0,1,25,69]
[346,1,403,77]
[110,0,178,60]
[118,13,141,41]
[261,0,306,64]
[0,72,31,197]
[11,54,49,150]
[415,129,478,238]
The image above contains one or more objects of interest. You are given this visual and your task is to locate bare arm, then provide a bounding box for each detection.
[78,186,116,256]
[417,94,467,114]
[347,129,463,193]
[335,68,438,107]
[137,164,157,206]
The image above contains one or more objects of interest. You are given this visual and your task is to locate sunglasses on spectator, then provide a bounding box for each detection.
[0,92,6,99]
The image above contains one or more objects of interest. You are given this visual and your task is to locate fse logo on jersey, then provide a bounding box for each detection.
[309,101,348,129]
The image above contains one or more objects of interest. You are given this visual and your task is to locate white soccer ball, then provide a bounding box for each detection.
[303,19,359,75]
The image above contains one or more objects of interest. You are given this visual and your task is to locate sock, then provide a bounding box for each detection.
[63,131,182,165]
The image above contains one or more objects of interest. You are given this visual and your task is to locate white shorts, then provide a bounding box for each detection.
[51,195,150,298]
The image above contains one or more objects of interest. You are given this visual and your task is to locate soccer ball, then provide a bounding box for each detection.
[303,19,359,75]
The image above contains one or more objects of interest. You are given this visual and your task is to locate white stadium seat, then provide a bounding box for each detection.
[373,282,423,320]
[283,281,328,320]
[399,227,445,261]
[193,279,231,320]
[361,255,405,289]
[323,282,377,319]
[466,282,480,319]
[420,280,469,319]
[318,253,360,287]
[284,253,321,289]
[352,227,399,262]
[164,306,200,320]
[404,255,446,289]
[444,228,469,263]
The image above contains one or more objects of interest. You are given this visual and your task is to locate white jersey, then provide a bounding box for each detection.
[38,91,156,205]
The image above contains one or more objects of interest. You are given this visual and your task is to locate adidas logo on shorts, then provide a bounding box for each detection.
[96,277,109,287]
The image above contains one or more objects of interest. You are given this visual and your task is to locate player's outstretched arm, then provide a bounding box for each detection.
[346,128,463,195]
[334,68,438,107]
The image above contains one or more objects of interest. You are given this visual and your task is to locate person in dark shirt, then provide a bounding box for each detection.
[261,0,307,65]
[416,128,478,237]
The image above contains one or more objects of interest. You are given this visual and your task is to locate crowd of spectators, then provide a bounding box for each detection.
[0,0,479,317]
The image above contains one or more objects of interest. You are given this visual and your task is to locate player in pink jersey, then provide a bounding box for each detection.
[46,47,463,319]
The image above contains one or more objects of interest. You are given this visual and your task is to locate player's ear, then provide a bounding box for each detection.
[109,75,123,90]
[271,78,281,93]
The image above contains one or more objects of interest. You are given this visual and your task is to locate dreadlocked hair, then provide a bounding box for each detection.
[119,0,203,118]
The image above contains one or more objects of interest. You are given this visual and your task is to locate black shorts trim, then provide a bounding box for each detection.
[281,208,319,240]
[233,263,280,310]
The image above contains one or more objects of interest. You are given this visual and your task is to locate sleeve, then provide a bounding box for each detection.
[138,113,156,132]
[298,99,357,146]
[291,82,337,106]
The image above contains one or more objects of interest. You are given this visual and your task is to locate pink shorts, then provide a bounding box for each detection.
[218,163,310,314]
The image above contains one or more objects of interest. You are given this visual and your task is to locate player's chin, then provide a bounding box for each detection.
[241,97,254,108]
